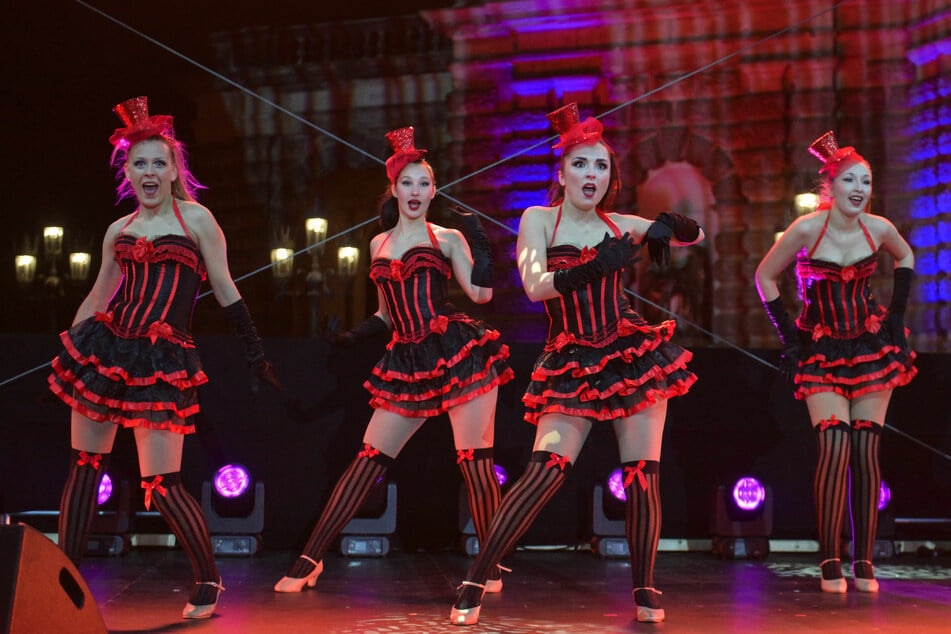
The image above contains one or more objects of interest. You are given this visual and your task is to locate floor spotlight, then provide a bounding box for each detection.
[846,478,896,560]
[340,478,397,557]
[711,476,773,560]
[591,468,629,558]
[459,465,509,556]
[201,464,264,556]
[87,472,132,557]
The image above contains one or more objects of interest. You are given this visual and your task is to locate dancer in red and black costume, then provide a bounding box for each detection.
[49,97,280,619]
[756,131,916,593]
[275,127,513,593]
[450,103,702,626]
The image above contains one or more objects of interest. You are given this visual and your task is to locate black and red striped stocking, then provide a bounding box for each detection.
[814,416,851,580]
[850,420,882,579]
[59,449,111,566]
[622,460,661,590]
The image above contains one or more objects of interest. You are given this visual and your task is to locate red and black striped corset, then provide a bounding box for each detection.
[369,246,456,342]
[795,253,885,340]
[98,234,207,348]
[543,245,632,348]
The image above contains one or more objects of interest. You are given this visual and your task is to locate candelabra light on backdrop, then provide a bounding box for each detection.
[15,225,93,331]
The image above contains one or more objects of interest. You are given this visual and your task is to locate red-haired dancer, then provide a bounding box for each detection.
[450,103,703,625]
[756,131,916,593]
[275,127,513,593]
[49,97,280,619]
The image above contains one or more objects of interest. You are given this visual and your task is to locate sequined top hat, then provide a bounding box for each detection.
[546,102,604,151]
[108,96,175,148]
[384,127,428,183]
[808,131,863,174]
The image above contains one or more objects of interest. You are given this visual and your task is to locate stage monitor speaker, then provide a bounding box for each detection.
[0,523,106,634]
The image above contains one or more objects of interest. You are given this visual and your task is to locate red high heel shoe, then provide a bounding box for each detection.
[274,556,324,592]
[450,580,485,626]
[182,578,225,619]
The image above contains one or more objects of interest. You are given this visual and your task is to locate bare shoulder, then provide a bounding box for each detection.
[861,212,897,235]
[520,205,556,230]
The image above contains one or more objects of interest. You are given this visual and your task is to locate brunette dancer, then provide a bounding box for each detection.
[756,131,916,593]
[275,127,513,593]
[450,103,703,625]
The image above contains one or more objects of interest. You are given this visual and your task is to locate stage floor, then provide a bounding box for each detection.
[79,548,951,633]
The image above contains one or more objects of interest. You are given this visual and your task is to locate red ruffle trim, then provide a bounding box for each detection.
[795,366,917,400]
[372,329,506,382]
[368,367,514,417]
[116,239,206,279]
[525,349,693,405]
[534,320,676,380]
[523,375,697,425]
[57,335,207,388]
[799,344,911,371]
[366,357,513,404]
[47,379,196,434]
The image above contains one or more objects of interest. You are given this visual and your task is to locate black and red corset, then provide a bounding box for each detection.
[369,246,457,342]
[795,253,885,340]
[100,234,206,347]
[543,245,631,347]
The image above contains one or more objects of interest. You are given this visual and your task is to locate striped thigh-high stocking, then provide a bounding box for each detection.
[287,444,395,578]
[456,447,501,547]
[143,472,220,606]
[455,451,571,609]
[814,416,851,580]
[622,460,662,595]
[59,449,111,566]
[850,420,882,580]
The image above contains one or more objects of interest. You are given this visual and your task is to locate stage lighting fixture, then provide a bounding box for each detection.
[340,480,397,557]
[711,477,773,560]
[591,469,629,558]
[845,479,896,560]
[87,473,132,557]
[201,464,264,556]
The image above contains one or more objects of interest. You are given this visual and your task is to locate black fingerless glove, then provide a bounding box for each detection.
[451,206,493,287]
[552,232,639,296]
[222,299,283,392]
[887,267,914,349]
[329,314,389,347]
[763,296,802,384]
[642,211,701,266]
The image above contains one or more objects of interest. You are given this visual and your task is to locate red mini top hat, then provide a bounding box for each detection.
[808,131,863,174]
[109,96,175,148]
[547,102,604,151]
[385,127,428,183]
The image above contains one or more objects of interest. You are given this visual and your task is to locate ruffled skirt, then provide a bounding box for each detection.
[364,313,513,417]
[794,326,916,399]
[523,315,696,424]
[48,317,207,434]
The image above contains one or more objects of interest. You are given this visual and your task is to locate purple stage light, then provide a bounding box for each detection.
[732,477,766,512]
[607,468,626,502]
[878,480,891,511]
[214,464,251,498]
[97,473,113,506]
[494,464,508,487]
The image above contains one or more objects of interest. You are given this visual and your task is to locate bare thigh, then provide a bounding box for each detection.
[532,413,593,464]
[447,387,498,450]
[362,408,427,458]
[70,410,118,453]
[613,400,667,463]
[805,392,852,428]
[133,426,185,478]
[849,389,892,427]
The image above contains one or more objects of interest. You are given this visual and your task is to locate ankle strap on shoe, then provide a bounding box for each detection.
[196,580,225,592]
[300,555,320,567]
[819,558,841,567]
[633,587,663,595]
[459,580,486,590]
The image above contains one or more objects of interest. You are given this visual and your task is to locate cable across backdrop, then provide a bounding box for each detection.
[1,0,949,549]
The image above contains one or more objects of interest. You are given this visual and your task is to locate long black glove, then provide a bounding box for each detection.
[222,298,283,392]
[762,296,801,384]
[329,314,389,347]
[886,267,914,349]
[553,232,639,296]
[450,206,493,287]
[642,211,701,266]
